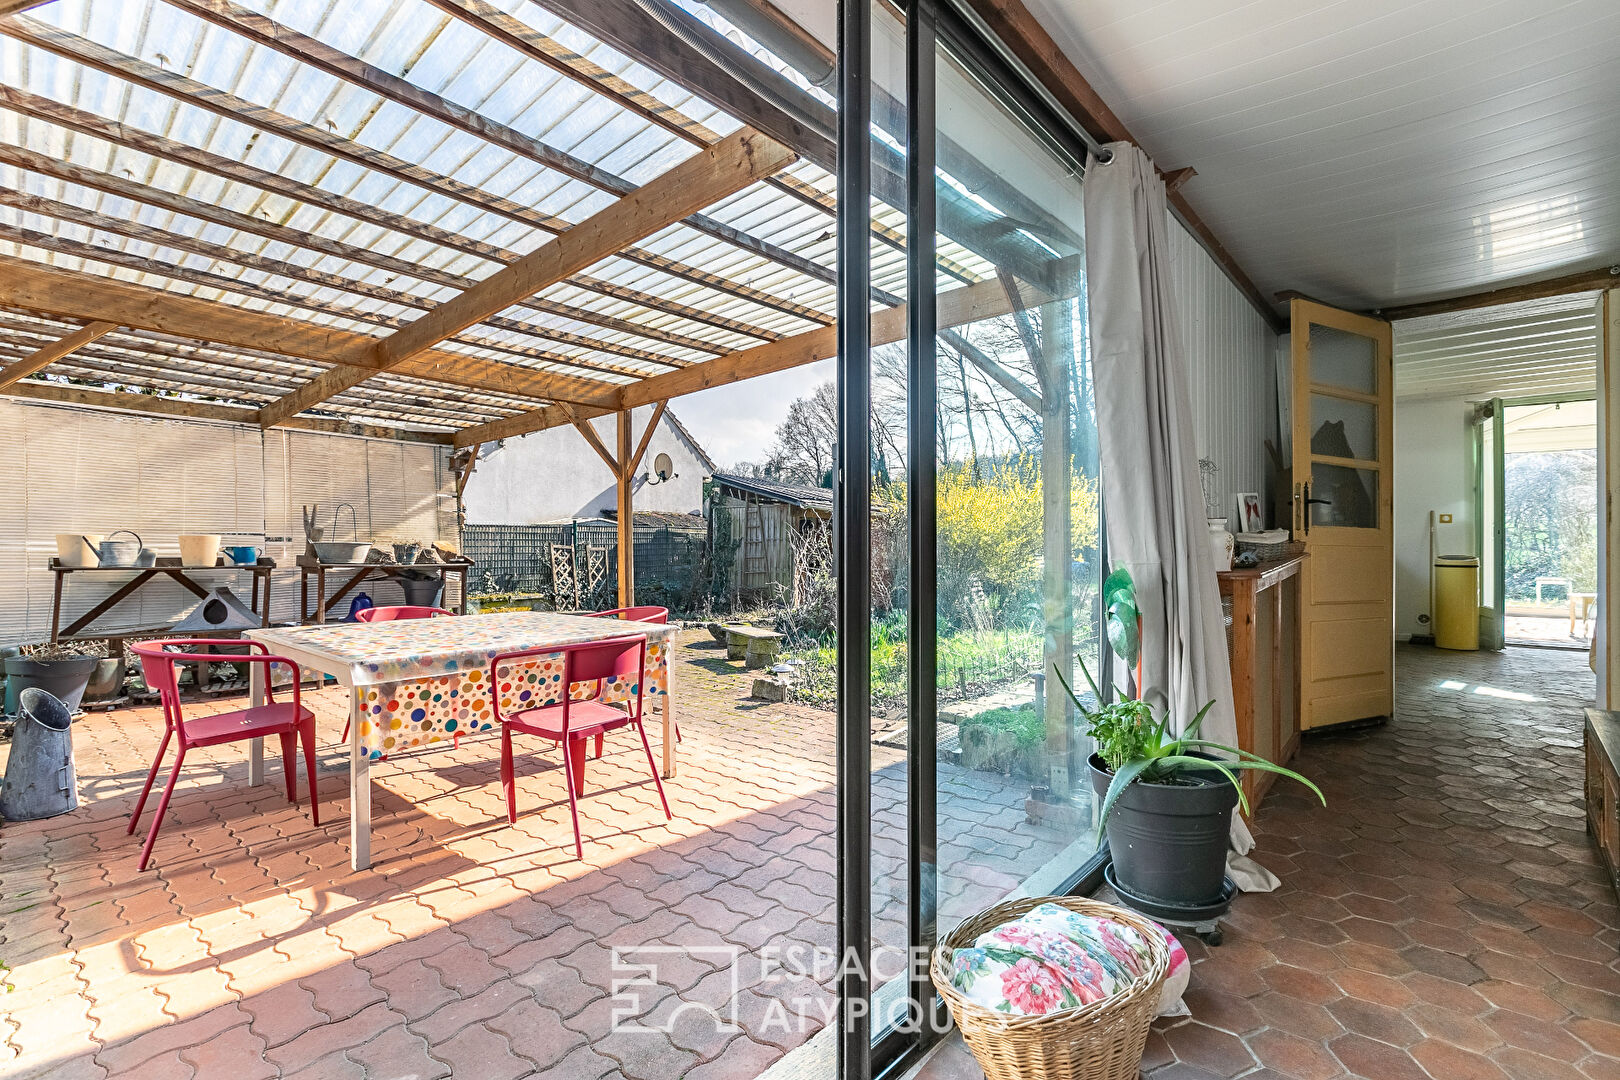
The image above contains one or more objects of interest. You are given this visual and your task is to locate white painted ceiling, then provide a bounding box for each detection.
[1023,0,1620,311]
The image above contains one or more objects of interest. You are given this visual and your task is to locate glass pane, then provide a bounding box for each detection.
[1310,393,1378,463]
[934,38,1099,938]
[1310,464,1378,528]
[1309,323,1377,395]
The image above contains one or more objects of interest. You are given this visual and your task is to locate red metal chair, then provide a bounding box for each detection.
[588,606,677,740]
[491,636,671,857]
[127,640,318,871]
[354,605,455,622]
[345,605,454,738]
[589,606,669,624]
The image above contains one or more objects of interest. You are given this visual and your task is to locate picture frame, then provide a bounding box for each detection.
[1235,492,1264,534]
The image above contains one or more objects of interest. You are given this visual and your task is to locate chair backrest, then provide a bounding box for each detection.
[591,605,668,624]
[355,605,454,623]
[565,635,648,691]
[130,638,262,730]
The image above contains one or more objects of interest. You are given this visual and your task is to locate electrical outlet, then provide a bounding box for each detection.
[1438,514,1453,523]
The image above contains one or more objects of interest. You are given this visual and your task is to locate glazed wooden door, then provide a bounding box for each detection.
[1290,299,1394,729]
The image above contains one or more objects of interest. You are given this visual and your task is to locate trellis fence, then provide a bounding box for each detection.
[462,521,707,610]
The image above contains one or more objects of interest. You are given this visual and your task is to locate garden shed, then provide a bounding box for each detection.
[707,471,833,599]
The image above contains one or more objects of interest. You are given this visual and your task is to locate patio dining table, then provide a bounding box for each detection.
[242,611,678,870]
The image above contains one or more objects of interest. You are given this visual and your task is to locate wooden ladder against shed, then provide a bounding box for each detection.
[742,498,767,590]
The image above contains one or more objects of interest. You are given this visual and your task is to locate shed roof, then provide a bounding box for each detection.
[0,0,1074,447]
[710,470,831,510]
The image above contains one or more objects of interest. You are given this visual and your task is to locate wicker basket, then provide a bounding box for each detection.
[1235,537,1305,561]
[930,896,1169,1080]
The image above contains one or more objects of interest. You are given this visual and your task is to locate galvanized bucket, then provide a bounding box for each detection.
[0,689,78,821]
[97,529,143,568]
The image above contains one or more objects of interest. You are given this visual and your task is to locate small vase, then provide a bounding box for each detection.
[1207,517,1234,572]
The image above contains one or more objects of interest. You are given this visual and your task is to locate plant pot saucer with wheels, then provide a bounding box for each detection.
[1104,863,1235,946]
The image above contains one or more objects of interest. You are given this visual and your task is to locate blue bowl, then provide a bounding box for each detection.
[224,545,261,565]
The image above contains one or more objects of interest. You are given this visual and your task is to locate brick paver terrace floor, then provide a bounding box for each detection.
[0,629,1074,1079]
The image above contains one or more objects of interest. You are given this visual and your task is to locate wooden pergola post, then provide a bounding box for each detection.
[617,409,634,607]
[566,402,669,609]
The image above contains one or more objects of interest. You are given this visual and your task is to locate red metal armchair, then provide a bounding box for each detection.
[589,605,677,739]
[589,606,669,624]
[491,636,670,857]
[128,640,318,871]
[355,605,455,622]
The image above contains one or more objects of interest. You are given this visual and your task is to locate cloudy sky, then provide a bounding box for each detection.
[672,357,834,469]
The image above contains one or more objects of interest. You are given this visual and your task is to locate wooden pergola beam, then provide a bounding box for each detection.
[0,1,54,14]
[4,380,454,444]
[0,256,618,408]
[0,88,787,345]
[171,0,829,294]
[451,273,1053,447]
[3,17,828,327]
[258,127,795,428]
[0,320,116,390]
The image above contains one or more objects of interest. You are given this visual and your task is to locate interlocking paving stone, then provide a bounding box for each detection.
[9,637,1620,1078]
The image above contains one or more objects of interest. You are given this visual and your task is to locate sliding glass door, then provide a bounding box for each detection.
[838,0,1106,1072]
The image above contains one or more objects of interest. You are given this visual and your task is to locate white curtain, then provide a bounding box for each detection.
[1082,142,1272,884]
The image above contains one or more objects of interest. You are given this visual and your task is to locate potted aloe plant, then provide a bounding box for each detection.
[1060,568,1324,904]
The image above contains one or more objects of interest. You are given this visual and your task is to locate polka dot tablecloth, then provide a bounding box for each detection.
[248,612,673,760]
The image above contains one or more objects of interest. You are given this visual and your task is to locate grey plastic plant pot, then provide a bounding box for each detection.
[4,656,100,716]
[1090,752,1238,905]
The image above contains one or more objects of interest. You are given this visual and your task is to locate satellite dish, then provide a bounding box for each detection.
[651,452,675,482]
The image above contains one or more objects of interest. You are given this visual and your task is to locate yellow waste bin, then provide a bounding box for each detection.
[1435,555,1480,651]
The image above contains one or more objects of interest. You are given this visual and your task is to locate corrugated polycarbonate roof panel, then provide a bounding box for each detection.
[0,0,849,430]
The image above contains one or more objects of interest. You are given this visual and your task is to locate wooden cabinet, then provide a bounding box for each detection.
[1218,556,1305,814]
[1585,709,1620,895]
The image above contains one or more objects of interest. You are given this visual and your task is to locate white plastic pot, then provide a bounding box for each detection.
[56,534,102,568]
[178,534,222,567]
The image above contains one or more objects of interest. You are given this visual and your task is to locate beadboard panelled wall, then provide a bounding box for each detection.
[1168,221,1280,526]
[0,400,457,647]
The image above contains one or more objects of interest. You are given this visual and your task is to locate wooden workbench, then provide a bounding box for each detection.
[1218,555,1305,813]
[48,556,275,642]
[296,557,472,624]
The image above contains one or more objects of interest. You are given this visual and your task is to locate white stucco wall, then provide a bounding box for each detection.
[1393,396,1477,640]
[462,405,711,524]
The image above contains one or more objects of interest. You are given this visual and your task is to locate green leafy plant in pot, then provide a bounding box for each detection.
[1060,568,1324,905]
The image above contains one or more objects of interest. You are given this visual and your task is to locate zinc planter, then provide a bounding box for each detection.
[1089,752,1237,905]
[4,656,99,716]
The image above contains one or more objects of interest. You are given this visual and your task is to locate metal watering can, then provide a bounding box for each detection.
[94,529,146,568]
[0,689,78,821]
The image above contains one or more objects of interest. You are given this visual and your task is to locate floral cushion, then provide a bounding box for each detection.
[947,903,1161,1017]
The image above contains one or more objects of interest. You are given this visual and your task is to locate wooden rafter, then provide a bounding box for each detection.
[0,88,787,345]
[2,17,831,328]
[1371,266,1620,321]
[257,128,795,428]
[568,406,621,476]
[4,380,453,444]
[451,274,1060,447]
[0,256,619,408]
[0,320,116,390]
[629,401,669,477]
[0,182,695,381]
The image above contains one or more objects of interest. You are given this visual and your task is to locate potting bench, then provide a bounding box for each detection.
[296,556,472,624]
[47,557,276,643]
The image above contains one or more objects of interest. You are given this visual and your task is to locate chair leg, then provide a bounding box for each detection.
[128,730,172,835]
[279,730,298,804]
[341,719,351,742]
[633,720,672,820]
[568,736,588,795]
[138,745,188,872]
[594,733,603,759]
[563,738,584,859]
[299,720,321,827]
[500,725,517,825]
